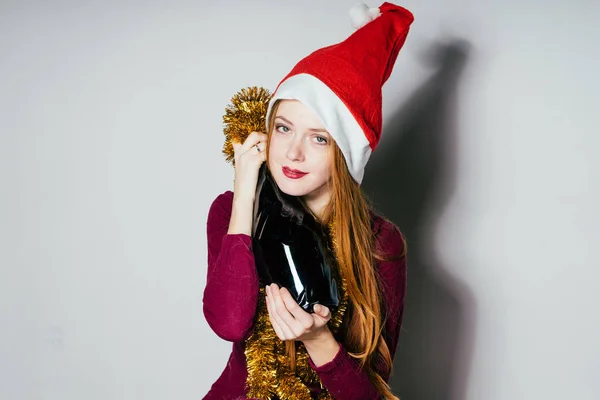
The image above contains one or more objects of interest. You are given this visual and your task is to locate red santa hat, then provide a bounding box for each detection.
[266,2,414,185]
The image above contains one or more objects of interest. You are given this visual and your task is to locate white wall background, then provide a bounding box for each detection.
[1,0,598,399]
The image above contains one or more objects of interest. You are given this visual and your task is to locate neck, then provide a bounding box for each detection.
[302,197,329,224]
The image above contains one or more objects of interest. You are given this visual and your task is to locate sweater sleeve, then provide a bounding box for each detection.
[307,220,408,399]
[202,190,260,342]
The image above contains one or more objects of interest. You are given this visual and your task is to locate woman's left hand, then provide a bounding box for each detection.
[265,283,332,342]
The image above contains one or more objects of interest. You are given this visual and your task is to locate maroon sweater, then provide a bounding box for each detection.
[202,191,407,399]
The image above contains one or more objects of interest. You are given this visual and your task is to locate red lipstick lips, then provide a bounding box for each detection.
[282,166,308,179]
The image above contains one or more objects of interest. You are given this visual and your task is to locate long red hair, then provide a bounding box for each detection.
[265,100,406,399]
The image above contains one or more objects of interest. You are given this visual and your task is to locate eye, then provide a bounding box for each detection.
[314,136,328,145]
[275,124,290,133]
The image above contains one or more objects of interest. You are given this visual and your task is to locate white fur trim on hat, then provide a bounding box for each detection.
[267,73,372,185]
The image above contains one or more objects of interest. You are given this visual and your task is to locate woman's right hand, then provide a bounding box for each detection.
[231,131,268,204]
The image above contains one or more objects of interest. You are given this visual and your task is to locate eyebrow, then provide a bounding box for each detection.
[275,115,330,134]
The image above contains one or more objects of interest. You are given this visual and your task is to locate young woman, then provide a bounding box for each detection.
[203,3,414,399]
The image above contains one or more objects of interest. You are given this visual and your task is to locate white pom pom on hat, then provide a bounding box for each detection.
[266,2,414,185]
[349,3,382,29]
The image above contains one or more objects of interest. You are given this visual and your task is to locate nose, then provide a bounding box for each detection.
[286,137,304,162]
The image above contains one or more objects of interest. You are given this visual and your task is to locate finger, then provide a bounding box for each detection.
[279,287,314,330]
[243,142,262,156]
[269,285,300,334]
[269,300,294,341]
[258,146,267,162]
[266,286,284,338]
[267,285,296,338]
[267,285,294,333]
[241,140,266,159]
[314,304,332,321]
[248,131,268,142]
[241,132,267,152]
[265,293,287,340]
[252,142,264,154]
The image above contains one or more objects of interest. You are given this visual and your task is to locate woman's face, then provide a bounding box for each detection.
[268,100,333,213]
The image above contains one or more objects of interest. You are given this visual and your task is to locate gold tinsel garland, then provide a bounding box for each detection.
[244,220,348,400]
[222,87,349,399]
[222,86,273,166]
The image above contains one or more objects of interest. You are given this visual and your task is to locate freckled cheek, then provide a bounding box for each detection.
[267,145,284,171]
[268,138,288,158]
[267,142,280,159]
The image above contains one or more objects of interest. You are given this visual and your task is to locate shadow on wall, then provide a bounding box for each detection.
[362,39,475,400]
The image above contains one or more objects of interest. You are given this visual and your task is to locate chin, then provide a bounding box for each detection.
[274,178,311,197]
[271,170,311,197]
[279,185,310,197]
